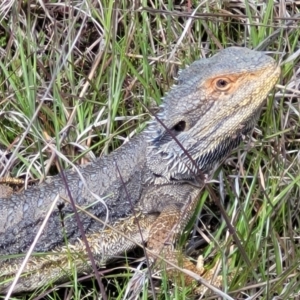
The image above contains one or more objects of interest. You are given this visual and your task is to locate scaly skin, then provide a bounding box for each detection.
[0,47,280,294]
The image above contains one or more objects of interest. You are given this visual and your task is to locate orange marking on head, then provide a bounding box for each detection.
[202,71,264,99]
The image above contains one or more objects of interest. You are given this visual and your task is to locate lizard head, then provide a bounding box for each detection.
[146,47,280,184]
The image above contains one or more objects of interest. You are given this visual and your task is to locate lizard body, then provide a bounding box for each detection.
[0,47,280,293]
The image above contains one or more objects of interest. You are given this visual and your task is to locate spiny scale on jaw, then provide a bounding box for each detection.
[146,47,281,182]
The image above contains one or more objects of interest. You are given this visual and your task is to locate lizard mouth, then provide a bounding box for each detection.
[147,121,246,183]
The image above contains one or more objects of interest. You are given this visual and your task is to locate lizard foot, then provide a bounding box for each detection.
[153,252,223,295]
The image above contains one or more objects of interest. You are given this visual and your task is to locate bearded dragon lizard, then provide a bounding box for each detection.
[0,47,280,294]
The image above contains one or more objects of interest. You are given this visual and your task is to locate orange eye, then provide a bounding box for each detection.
[214,78,231,91]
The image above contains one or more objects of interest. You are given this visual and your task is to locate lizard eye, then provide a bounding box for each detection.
[215,78,231,91]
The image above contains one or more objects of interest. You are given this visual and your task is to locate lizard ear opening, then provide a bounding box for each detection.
[171,120,186,133]
[147,119,188,147]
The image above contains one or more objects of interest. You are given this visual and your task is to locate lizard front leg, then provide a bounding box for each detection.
[146,201,222,293]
